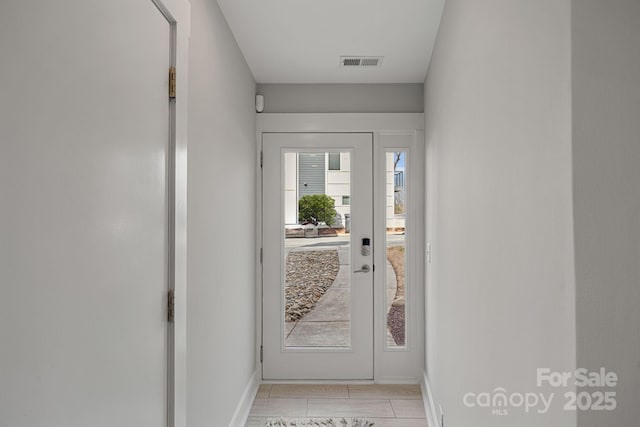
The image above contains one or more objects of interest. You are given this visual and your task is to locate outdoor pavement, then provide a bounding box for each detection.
[285,234,402,348]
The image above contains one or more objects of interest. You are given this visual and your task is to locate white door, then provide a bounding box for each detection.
[262,133,374,380]
[1,1,172,425]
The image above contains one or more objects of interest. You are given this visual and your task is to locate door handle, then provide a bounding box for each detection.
[354,264,370,274]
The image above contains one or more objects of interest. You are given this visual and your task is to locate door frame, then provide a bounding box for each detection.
[256,113,425,383]
[148,1,190,426]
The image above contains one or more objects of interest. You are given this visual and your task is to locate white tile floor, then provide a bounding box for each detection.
[245,384,428,426]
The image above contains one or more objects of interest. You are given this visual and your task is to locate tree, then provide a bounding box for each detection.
[298,194,337,226]
[394,152,402,170]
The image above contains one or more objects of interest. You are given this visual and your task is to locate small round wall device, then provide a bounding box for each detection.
[255,94,264,113]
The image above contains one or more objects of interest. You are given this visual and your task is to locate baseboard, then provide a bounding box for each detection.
[375,376,420,384]
[228,369,260,427]
[421,371,439,427]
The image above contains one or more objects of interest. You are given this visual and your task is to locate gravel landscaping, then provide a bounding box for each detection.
[285,249,340,322]
[387,246,406,346]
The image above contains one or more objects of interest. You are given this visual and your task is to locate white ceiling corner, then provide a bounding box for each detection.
[216,0,446,84]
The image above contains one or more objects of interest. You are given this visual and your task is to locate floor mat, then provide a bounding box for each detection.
[265,418,374,427]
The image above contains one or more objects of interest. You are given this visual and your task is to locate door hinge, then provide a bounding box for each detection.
[168,289,175,323]
[260,345,263,363]
[169,67,176,99]
[260,151,263,168]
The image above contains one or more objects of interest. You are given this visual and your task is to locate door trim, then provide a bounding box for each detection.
[148,1,190,426]
[256,114,425,383]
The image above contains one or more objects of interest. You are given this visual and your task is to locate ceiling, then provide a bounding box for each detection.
[217,0,446,84]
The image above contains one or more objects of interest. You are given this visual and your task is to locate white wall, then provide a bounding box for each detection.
[187,0,257,425]
[573,1,640,425]
[424,0,576,425]
[256,84,423,113]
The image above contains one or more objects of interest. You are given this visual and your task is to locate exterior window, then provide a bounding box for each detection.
[386,151,407,349]
[342,196,350,206]
[328,152,341,170]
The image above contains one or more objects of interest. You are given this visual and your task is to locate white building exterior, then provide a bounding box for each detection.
[284,151,351,226]
[284,151,405,230]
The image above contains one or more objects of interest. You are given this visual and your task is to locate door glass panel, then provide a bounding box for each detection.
[386,151,407,348]
[283,151,352,348]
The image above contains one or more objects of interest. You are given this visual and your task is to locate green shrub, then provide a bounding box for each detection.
[298,194,337,226]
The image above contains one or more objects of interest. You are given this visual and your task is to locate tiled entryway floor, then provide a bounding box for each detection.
[245,384,427,426]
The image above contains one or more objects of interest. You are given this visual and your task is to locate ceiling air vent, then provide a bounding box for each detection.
[340,56,383,68]
[342,57,361,67]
